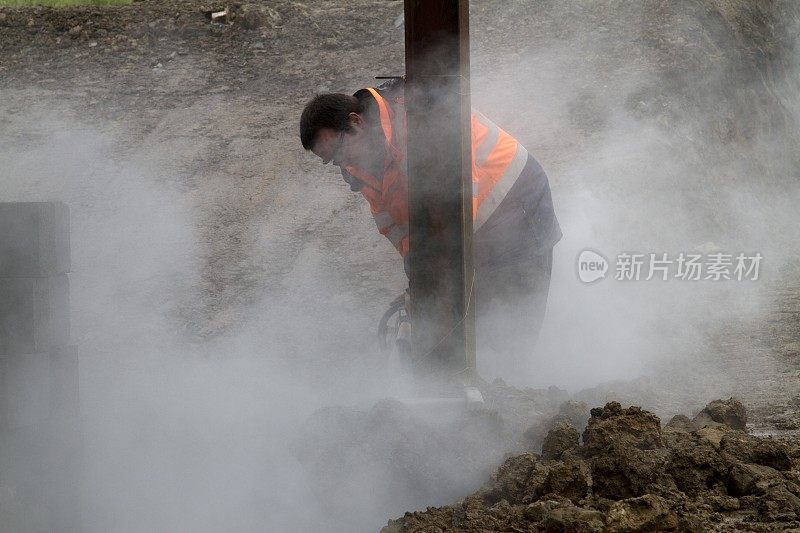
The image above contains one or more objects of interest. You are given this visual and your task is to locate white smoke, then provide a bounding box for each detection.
[1,2,798,533]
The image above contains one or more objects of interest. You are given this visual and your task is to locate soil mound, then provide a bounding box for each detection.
[524,400,589,451]
[582,402,663,453]
[693,397,748,430]
[383,401,800,532]
[541,421,580,460]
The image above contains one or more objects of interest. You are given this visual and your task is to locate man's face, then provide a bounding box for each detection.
[312,128,348,167]
[311,112,374,170]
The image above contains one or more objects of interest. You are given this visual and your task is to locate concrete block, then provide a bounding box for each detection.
[0,202,70,277]
[0,347,79,431]
[0,275,69,355]
[0,352,52,430]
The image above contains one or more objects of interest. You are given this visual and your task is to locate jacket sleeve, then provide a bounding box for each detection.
[370,208,410,258]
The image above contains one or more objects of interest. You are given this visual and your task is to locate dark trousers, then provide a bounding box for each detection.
[474,249,553,367]
[471,151,560,370]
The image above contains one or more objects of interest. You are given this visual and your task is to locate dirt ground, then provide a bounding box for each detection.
[384,400,800,532]
[1,0,799,531]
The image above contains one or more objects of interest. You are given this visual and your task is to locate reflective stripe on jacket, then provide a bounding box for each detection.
[344,86,530,257]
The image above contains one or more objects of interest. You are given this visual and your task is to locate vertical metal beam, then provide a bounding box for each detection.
[404,0,475,376]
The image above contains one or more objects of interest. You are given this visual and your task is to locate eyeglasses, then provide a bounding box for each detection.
[322,131,345,165]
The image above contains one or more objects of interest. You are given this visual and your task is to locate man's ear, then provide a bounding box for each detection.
[348,112,363,126]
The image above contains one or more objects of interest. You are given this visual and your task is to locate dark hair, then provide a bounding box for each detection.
[299,93,363,150]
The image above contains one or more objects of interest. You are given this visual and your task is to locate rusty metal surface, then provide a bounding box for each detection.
[404,0,475,376]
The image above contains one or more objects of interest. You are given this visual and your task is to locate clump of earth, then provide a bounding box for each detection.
[383,398,800,532]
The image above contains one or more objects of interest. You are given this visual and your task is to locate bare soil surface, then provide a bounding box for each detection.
[384,401,800,532]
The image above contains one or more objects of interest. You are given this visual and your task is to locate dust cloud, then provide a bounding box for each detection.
[469,1,800,398]
[1,1,799,532]
[0,110,391,531]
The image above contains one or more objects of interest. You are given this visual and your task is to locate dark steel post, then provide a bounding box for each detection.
[404,0,475,375]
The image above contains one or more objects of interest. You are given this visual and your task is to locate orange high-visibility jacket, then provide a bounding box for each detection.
[343,86,531,258]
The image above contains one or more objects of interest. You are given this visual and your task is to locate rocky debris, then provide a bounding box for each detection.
[699,425,734,450]
[605,494,678,532]
[477,453,550,505]
[692,397,748,430]
[384,401,800,532]
[541,458,592,504]
[665,429,729,495]
[524,399,589,451]
[766,410,800,430]
[227,3,274,30]
[541,421,580,460]
[720,432,793,471]
[581,401,663,452]
[665,414,695,432]
[590,441,672,500]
